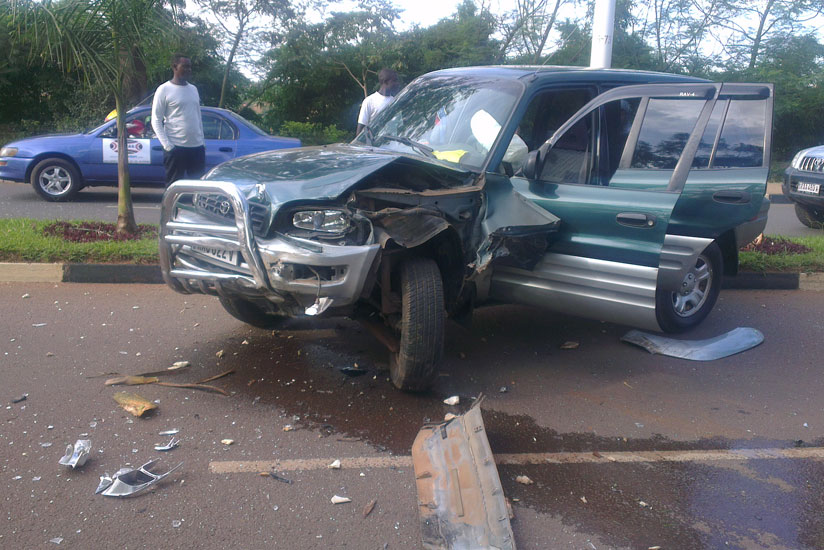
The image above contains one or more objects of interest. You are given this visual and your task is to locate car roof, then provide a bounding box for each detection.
[422,65,709,85]
[127,105,236,117]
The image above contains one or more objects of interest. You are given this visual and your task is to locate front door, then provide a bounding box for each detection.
[490,83,721,331]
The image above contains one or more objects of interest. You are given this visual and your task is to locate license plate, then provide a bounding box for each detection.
[191,245,238,265]
[797,182,820,195]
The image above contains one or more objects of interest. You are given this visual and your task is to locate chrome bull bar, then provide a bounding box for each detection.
[159,180,270,293]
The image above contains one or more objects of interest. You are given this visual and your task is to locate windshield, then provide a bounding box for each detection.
[354,74,523,170]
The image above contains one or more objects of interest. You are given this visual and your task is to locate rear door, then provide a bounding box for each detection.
[668,84,773,246]
[202,112,238,170]
[490,83,720,330]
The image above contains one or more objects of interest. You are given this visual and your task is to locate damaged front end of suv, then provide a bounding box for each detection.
[160,72,560,390]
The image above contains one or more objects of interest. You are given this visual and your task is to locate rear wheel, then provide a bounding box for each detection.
[218,295,285,329]
[389,257,445,391]
[794,203,824,229]
[30,158,81,202]
[655,242,723,333]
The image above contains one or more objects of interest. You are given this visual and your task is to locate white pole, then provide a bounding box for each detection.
[590,0,615,69]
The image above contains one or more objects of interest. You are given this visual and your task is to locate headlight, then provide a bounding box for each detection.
[0,147,18,157]
[292,210,350,233]
[791,149,809,169]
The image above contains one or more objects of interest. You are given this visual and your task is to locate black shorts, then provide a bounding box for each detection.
[163,145,206,185]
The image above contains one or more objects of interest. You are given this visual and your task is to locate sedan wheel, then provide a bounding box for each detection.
[31,158,81,202]
[655,242,723,333]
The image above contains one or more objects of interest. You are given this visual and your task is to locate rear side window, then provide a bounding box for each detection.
[202,115,236,140]
[631,99,704,169]
[692,99,766,168]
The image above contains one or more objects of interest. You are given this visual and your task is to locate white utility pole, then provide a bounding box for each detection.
[590,0,616,68]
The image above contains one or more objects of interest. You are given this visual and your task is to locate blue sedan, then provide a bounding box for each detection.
[0,106,300,201]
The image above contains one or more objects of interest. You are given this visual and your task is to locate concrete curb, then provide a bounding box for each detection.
[0,262,822,290]
[0,263,163,284]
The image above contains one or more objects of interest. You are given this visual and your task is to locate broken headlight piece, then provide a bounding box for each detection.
[292,210,351,234]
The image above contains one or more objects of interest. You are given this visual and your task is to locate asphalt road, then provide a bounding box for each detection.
[2,283,824,549]
[2,179,822,237]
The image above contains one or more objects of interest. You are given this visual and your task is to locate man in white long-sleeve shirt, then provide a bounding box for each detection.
[151,54,205,185]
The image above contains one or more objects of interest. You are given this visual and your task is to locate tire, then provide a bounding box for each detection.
[389,257,445,391]
[30,158,82,202]
[218,295,286,329]
[655,242,723,333]
[794,203,824,229]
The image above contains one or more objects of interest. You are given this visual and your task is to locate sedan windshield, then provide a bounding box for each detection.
[354,75,523,170]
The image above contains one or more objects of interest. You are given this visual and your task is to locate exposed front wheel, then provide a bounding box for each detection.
[389,257,445,391]
[218,295,286,329]
[794,203,824,229]
[30,158,81,202]
[655,242,723,333]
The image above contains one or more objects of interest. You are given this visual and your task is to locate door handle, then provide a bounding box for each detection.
[713,190,750,204]
[616,212,656,228]
[152,146,163,151]
[219,147,233,152]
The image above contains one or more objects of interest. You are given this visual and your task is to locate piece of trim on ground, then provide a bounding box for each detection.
[621,327,764,361]
[412,397,516,550]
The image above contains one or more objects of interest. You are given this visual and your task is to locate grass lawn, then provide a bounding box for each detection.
[739,234,824,273]
[0,218,159,264]
[0,218,822,273]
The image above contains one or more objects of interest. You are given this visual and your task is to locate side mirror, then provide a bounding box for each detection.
[523,149,542,180]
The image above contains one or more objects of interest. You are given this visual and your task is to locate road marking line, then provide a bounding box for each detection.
[210,447,824,474]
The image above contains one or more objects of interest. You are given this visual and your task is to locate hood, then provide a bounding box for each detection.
[205,144,474,206]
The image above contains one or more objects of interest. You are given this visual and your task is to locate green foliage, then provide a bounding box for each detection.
[278,121,350,146]
[0,218,159,264]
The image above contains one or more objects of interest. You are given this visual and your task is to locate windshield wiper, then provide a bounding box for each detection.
[378,134,435,158]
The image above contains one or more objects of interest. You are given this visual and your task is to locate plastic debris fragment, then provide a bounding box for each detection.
[49,537,63,545]
[12,394,28,404]
[443,396,460,406]
[159,429,179,436]
[97,459,183,498]
[363,499,377,517]
[171,361,190,369]
[331,495,351,504]
[154,437,180,452]
[560,341,580,350]
[328,459,341,469]
[621,327,764,361]
[58,440,91,469]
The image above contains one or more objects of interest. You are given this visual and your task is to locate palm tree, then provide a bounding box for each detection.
[8,0,175,233]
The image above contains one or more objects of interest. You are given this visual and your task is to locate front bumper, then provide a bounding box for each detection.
[0,156,33,182]
[159,180,380,316]
[783,168,824,208]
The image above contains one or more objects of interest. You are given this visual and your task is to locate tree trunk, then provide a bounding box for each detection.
[114,92,138,234]
[533,0,563,63]
[219,20,245,109]
[748,0,775,71]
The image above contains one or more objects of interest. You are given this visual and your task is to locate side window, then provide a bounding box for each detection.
[631,99,704,169]
[99,113,154,139]
[506,88,594,176]
[202,114,237,140]
[538,97,640,186]
[692,99,766,169]
[713,100,766,168]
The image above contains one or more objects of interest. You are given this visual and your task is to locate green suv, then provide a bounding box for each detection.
[159,66,773,390]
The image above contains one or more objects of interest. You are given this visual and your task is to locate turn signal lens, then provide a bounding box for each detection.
[0,147,18,157]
